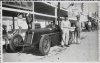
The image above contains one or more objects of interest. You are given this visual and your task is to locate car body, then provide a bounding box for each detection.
[3,23,62,55]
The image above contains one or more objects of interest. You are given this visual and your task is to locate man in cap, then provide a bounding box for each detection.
[61,16,71,47]
[75,15,81,44]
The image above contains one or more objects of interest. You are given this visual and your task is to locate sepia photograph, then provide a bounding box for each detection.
[2,1,99,62]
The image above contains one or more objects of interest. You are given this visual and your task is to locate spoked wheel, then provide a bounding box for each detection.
[9,34,23,52]
[39,35,51,55]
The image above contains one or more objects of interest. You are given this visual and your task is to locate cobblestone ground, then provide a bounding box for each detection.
[3,31,99,62]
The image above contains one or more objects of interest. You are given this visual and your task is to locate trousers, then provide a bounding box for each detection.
[61,29,69,45]
[74,28,80,43]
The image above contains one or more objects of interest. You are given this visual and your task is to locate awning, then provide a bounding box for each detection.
[34,2,55,16]
[2,7,33,17]
[3,10,18,17]
[2,2,68,21]
[2,2,33,11]
[34,14,55,21]
[57,8,68,17]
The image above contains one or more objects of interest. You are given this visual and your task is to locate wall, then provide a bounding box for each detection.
[83,3,98,17]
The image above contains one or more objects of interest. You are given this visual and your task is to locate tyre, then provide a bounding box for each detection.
[39,35,51,55]
[9,34,23,52]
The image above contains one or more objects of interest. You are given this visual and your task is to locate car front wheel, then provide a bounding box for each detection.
[39,35,51,55]
[9,34,23,52]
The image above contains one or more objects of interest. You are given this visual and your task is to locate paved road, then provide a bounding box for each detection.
[3,31,99,62]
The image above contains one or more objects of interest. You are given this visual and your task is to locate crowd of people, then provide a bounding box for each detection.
[82,17,98,32]
[60,15,98,47]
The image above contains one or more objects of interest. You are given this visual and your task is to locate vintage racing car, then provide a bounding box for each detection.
[3,14,62,55]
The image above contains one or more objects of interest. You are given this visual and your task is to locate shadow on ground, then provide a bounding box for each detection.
[3,45,43,56]
[3,44,66,56]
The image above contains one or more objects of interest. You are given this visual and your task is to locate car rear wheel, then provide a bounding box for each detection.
[39,35,51,55]
[9,34,23,52]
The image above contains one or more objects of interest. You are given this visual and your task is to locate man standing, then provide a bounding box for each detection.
[75,15,81,44]
[61,16,71,47]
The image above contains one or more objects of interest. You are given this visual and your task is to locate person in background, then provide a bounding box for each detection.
[46,21,56,28]
[88,21,92,31]
[69,22,76,44]
[2,25,8,49]
[61,16,71,47]
[75,15,81,44]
